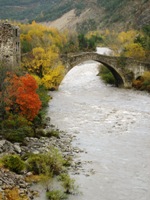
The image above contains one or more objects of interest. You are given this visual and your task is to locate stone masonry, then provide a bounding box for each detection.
[0,21,21,67]
[64,52,150,88]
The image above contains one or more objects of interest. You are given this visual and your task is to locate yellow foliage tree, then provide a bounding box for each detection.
[101,30,138,56]
[123,43,146,59]
[31,74,42,86]
[118,30,137,45]
[42,65,65,90]
[20,22,67,89]
[22,47,59,77]
[20,21,67,50]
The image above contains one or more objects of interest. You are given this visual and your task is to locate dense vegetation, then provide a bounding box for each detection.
[0,22,69,143]
[20,21,67,90]
[0,65,48,142]
[97,0,126,11]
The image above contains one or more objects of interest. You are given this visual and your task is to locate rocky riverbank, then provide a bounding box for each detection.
[0,129,85,200]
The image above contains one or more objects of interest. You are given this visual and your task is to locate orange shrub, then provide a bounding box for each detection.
[4,73,41,121]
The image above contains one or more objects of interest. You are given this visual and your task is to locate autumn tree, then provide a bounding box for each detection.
[4,73,41,121]
[122,43,146,59]
[42,64,65,90]
[20,22,66,90]
[118,30,137,46]
[102,29,148,60]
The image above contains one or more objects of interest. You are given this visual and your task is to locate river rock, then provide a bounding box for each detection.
[14,143,22,153]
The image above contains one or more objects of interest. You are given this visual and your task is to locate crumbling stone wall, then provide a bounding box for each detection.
[0,21,20,67]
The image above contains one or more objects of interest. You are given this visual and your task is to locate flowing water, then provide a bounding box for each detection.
[47,48,150,200]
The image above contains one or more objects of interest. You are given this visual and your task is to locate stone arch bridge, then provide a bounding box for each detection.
[61,52,150,88]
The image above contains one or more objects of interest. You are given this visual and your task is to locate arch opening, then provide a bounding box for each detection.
[100,63,124,87]
[67,58,124,87]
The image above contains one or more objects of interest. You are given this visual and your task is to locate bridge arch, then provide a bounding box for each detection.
[68,60,124,87]
[61,52,150,88]
[65,53,125,87]
[98,62,124,87]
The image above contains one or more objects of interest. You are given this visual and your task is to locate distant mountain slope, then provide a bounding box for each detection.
[0,0,149,31]
[0,0,61,21]
[0,0,86,22]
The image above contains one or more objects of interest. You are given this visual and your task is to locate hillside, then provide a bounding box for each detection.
[0,0,150,31]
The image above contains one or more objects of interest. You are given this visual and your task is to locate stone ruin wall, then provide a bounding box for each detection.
[0,21,20,67]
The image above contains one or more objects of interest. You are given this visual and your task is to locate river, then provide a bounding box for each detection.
[48,48,150,200]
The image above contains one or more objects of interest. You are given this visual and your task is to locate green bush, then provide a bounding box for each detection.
[34,128,60,138]
[35,129,46,137]
[21,39,32,53]
[27,149,64,176]
[3,127,33,143]
[46,190,67,200]
[0,114,34,142]
[142,72,150,89]
[77,33,102,50]
[99,66,116,85]
[59,174,76,194]
[46,129,60,138]
[33,85,50,129]
[2,154,25,174]
[63,156,72,167]
[36,85,50,109]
